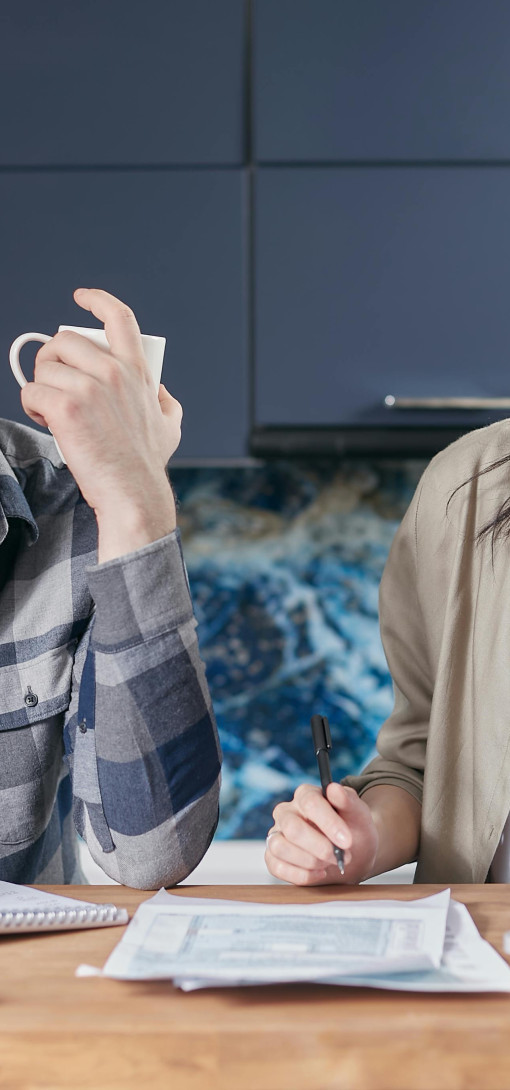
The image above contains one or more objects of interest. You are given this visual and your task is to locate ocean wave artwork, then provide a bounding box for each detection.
[172,459,426,839]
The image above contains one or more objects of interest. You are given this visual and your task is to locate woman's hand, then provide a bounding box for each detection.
[265,782,379,886]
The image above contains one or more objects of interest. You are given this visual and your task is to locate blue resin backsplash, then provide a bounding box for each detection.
[172,460,427,839]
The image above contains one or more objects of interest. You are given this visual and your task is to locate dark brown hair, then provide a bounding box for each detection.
[447,453,510,549]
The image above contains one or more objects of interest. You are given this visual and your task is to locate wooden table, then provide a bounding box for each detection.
[2,884,510,1090]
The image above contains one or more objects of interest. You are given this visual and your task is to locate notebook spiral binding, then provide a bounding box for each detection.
[0,903,123,931]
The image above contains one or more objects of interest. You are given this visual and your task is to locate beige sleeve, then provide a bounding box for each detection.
[343,478,432,805]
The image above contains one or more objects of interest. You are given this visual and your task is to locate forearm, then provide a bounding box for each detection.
[95,471,177,564]
[72,627,221,886]
[79,742,221,890]
[361,785,421,878]
[71,530,222,887]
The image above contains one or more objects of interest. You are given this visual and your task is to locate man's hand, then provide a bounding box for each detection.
[265,782,379,886]
[21,288,183,561]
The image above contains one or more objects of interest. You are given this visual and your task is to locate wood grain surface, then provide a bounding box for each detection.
[1,883,510,1090]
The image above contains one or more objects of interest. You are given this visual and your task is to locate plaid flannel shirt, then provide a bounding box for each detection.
[0,419,221,887]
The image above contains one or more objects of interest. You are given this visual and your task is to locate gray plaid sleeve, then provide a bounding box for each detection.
[66,529,221,889]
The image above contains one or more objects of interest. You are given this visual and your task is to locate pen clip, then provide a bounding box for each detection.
[311,714,332,754]
[322,715,332,750]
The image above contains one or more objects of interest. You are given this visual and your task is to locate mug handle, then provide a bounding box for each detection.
[9,332,52,387]
[9,332,67,464]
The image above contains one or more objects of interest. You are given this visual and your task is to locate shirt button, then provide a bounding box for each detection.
[78,719,87,734]
[24,687,38,708]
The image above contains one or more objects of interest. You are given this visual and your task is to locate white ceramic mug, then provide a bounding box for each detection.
[9,325,166,463]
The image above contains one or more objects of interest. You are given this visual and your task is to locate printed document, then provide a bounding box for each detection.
[77,888,510,991]
[318,896,510,993]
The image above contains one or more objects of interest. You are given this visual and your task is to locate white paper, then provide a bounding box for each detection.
[322,898,510,993]
[0,880,129,932]
[93,888,450,985]
[0,880,106,913]
[176,897,510,994]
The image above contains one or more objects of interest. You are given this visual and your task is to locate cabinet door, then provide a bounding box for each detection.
[255,167,510,432]
[254,0,510,161]
[0,171,247,459]
[0,0,245,165]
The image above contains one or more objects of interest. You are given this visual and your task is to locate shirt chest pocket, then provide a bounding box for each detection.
[0,644,75,845]
[0,643,75,730]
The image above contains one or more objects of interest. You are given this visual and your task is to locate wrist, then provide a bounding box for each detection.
[358,811,381,882]
[361,785,421,878]
[95,480,177,563]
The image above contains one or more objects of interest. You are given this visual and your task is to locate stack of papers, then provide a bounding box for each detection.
[77,888,510,993]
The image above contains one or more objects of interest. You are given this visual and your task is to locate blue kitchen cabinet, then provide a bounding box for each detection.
[0,170,247,458]
[0,0,245,165]
[254,0,510,162]
[254,167,510,445]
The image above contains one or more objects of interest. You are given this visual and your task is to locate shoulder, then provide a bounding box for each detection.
[418,419,510,503]
[415,419,510,543]
[427,419,510,484]
[0,418,62,468]
[0,418,88,527]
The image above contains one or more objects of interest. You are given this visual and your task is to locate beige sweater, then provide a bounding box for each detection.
[345,419,510,883]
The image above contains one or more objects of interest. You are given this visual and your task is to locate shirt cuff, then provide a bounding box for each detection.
[85,528,193,650]
[342,769,423,807]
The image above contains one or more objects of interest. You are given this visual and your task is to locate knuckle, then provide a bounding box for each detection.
[284,814,302,842]
[267,835,281,860]
[320,844,335,864]
[301,793,321,821]
[63,394,80,420]
[264,848,277,874]
[79,374,96,400]
[23,381,39,405]
[295,868,313,886]
[272,857,287,881]
[272,802,287,824]
[102,358,121,388]
[116,303,134,321]
[294,783,318,807]
[55,329,74,347]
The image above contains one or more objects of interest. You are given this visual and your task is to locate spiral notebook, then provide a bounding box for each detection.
[0,879,129,933]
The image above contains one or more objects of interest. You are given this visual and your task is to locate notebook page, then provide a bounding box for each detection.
[0,880,106,914]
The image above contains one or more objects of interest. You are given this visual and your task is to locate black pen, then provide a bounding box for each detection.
[310,714,345,875]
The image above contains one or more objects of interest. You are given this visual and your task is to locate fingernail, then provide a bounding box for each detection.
[74,287,88,295]
[334,828,347,846]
